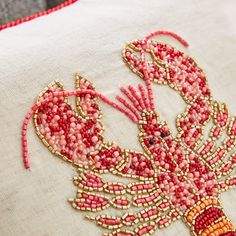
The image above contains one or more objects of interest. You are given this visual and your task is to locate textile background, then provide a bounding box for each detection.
[0,0,235,235]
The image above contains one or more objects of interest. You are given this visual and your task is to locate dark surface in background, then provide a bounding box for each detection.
[0,0,67,25]
[46,0,66,9]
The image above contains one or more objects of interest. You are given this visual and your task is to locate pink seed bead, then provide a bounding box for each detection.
[114,151,119,157]
[70,122,76,128]
[60,140,66,146]
[92,136,98,143]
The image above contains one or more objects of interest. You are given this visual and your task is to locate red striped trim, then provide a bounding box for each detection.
[0,0,78,31]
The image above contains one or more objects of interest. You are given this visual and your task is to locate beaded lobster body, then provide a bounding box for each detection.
[23,31,236,236]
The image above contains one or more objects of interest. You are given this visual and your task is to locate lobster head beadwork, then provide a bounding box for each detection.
[139,112,171,149]
[22,30,236,236]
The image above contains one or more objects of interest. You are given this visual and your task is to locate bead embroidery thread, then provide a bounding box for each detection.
[22,30,236,236]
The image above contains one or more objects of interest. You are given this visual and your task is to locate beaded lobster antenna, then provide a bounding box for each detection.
[22,30,236,236]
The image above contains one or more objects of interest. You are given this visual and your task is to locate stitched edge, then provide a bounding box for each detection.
[0,0,78,31]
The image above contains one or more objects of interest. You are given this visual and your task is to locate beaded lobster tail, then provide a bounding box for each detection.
[23,30,236,236]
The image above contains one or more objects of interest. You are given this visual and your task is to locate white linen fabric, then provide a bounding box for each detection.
[0,0,235,235]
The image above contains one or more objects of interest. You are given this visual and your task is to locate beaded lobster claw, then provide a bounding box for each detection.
[22,30,236,236]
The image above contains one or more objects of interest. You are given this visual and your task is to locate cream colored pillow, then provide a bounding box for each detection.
[0,0,235,235]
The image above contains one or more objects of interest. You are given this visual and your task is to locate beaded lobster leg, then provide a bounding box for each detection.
[23,30,236,236]
[29,74,181,236]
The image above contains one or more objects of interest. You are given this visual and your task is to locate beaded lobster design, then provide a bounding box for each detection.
[22,31,236,236]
